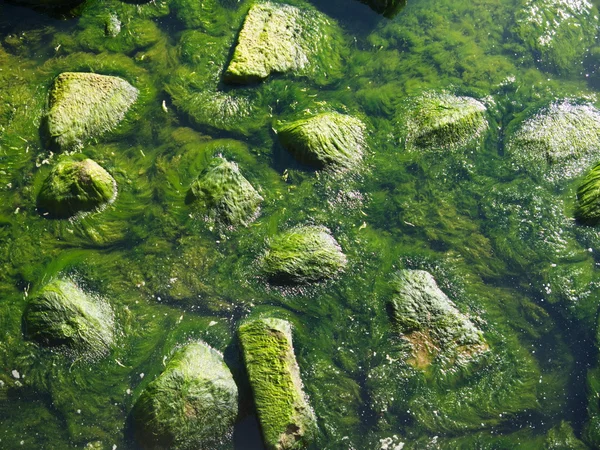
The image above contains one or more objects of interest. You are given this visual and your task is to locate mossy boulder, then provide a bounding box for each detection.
[358,0,406,18]
[238,318,316,450]
[132,341,238,450]
[224,2,345,84]
[45,72,138,150]
[187,157,263,227]
[37,158,117,219]
[277,112,366,172]
[261,226,347,284]
[404,92,488,151]
[389,270,488,369]
[506,101,600,181]
[514,0,598,75]
[23,279,115,360]
[576,162,600,225]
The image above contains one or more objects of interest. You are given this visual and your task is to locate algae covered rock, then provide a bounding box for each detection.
[388,270,487,369]
[187,157,263,227]
[576,162,600,225]
[514,0,598,75]
[37,158,117,219]
[506,101,600,180]
[261,226,347,284]
[545,421,587,449]
[358,0,406,18]
[224,2,344,84]
[238,318,316,450]
[404,92,488,151]
[132,341,238,450]
[23,279,115,360]
[45,72,138,149]
[277,112,366,172]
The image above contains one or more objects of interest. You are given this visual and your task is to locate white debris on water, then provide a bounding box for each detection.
[11,370,20,379]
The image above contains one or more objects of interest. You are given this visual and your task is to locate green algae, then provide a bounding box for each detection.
[576,162,600,225]
[261,225,347,284]
[37,157,117,219]
[277,112,366,172]
[132,341,238,450]
[45,71,138,150]
[239,318,316,450]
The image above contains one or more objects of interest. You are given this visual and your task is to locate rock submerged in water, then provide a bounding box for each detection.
[388,270,487,369]
[576,162,600,226]
[506,101,600,180]
[23,279,115,360]
[261,226,347,284]
[37,158,117,219]
[132,341,238,450]
[404,92,488,151]
[358,0,406,18]
[514,0,597,75]
[277,112,366,172]
[45,72,138,149]
[187,157,263,227]
[224,2,343,84]
[238,318,316,450]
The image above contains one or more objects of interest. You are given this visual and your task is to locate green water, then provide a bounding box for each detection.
[1,0,600,448]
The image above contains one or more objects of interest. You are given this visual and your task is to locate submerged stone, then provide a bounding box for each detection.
[37,158,117,219]
[404,92,488,151]
[23,279,114,360]
[277,112,366,172]
[261,226,347,284]
[133,341,238,450]
[238,318,316,450]
[358,0,406,18]
[388,270,487,369]
[187,157,263,227]
[576,162,600,225]
[506,101,600,180]
[224,2,344,84]
[46,72,138,149]
[514,0,598,75]
[545,421,587,449]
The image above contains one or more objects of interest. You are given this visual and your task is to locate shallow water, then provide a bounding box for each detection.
[1,0,600,448]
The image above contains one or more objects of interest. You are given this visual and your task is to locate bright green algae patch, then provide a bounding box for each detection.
[506,100,600,180]
[23,278,114,360]
[576,162,600,225]
[403,92,488,151]
[132,341,238,450]
[45,72,138,150]
[224,2,345,84]
[261,226,347,284]
[238,318,316,450]
[388,270,488,369]
[187,157,263,227]
[277,112,366,172]
[37,158,117,219]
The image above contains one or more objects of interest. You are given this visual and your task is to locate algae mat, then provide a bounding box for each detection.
[0,0,599,448]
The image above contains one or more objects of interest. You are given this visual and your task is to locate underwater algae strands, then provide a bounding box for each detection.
[45,72,138,149]
[132,341,238,450]
[239,318,316,450]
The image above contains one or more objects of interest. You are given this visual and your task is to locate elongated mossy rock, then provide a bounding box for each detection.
[187,157,263,227]
[576,162,600,225]
[277,113,366,172]
[37,158,117,219]
[404,93,488,150]
[507,101,600,180]
[239,318,316,450]
[261,226,347,284]
[514,0,597,75]
[132,342,238,450]
[358,0,406,18]
[224,2,344,84]
[23,279,114,360]
[46,72,138,149]
[389,270,487,369]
